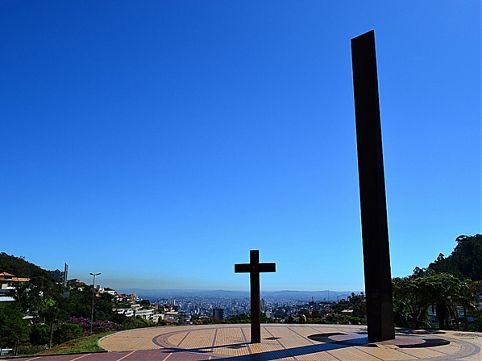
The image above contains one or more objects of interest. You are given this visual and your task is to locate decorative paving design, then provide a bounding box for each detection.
[145,324,481,360]
[11,324,481,361]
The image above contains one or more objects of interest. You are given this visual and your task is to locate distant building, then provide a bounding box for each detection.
[102,287,116,296]
[341,309,353,315]
[0,272,30,302]
[163,311,180,323]
[135,308,158,322]
[0,272,30,284]
[116,308,134,317]
[212,308,224,321]
[67,278,86,288]
[63,263,68,286]
[114,293,137,303]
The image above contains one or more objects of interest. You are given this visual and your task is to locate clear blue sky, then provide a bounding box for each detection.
[1,0,480,291]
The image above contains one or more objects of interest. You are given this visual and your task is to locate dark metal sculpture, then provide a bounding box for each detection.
[235,250,276,343]
[351,30,395,342]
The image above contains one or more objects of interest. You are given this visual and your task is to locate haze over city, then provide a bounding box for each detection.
[1,0,480,291]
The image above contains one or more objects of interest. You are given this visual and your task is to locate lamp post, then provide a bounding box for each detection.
[89,272,101,335]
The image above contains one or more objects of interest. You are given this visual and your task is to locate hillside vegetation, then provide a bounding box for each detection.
[428,234,482,280]
[0,252,56,289]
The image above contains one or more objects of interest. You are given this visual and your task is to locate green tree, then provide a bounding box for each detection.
[29,324,50,346]
[0,303,30,355]
[140,299,151,308]
[38,297,62,348]
[226,313,250,323]
[13,281,43,316]
[393,273,471,329]
[347,292,366,319]
[393,276,429,328]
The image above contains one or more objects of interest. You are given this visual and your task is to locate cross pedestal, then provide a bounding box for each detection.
[235,250,276,343]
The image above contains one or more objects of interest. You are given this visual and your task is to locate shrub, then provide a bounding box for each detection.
[92,319,117,333]
[68,316,118,334]
[121,316,155,329]
[53,323,83,344]
[30,324,50,345]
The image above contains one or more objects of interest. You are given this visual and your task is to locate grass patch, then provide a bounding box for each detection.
[37,331,114,355]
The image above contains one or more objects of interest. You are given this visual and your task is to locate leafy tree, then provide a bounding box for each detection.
[226,313,250,323]
[93,292,116,321]
[29,324,50,346]
[13,281,42,315]
[0,303,30,355]
[38,297,60,348]
[393,273,471,329]
[347,292,366,319]
[140,299,151,308]
[111,312,128,325]
[63,287,92,318]
[393,276,429,328]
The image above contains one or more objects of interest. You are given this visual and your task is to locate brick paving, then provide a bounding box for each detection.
[10,324,482,361]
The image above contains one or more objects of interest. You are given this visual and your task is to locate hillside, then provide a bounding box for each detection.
[427,234,482,280]
[0,252,55,287]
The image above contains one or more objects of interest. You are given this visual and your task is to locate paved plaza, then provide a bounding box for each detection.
[11,324,482,361]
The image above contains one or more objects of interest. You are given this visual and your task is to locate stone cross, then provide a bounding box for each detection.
[351,30,395,342]
[235,250,276,343]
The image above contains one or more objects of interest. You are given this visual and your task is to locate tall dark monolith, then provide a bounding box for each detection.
[351,30,395,342]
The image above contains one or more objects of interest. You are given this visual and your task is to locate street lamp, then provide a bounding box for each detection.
[89,272,101,335]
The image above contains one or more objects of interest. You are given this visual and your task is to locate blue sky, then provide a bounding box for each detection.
[0,0,480,291]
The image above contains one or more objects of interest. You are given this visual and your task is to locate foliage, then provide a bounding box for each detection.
[347,292,366,319]
[29,324,50,345]
[226,313,250,323]
[392,273,471,329]
[428,235,482,280]
[330,293,367,319]
[0,302,30,354]
[37,331,112,355]
[0,253,163,356]
[62,288,115,321]
[224,312,270,324]
[121,316,155,329]
[111,312,128,325]
[53,323,83,344]
[140,299,151,307]
[469,317,482,332]
[68,316,118,334]
[0,252,56,290]
[393,276,431,328]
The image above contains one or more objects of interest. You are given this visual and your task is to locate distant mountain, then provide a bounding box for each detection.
[263,290,355,301]
[118,288,355,302]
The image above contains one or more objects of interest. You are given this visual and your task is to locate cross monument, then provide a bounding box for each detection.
[234,250,276,343]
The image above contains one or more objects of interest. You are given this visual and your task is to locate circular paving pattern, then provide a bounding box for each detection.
[100,324,482,360]
[13,324,480,361]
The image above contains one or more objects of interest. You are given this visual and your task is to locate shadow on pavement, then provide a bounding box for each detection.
[161,338,358,360]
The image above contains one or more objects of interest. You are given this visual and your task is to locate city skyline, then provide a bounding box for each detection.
[1,0,480,291]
